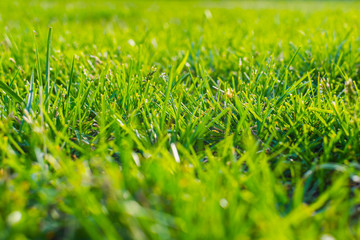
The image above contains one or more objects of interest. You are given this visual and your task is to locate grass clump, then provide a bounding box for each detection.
[0,0,359,239]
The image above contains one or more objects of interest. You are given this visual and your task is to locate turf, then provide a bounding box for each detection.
[0,0,360,239]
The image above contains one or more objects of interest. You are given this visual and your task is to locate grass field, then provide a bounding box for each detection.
[0,0,360,239]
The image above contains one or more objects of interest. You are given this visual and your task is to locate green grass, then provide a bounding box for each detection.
[0,0,360,239]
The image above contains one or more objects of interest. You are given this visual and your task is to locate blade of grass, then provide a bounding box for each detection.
[0,81,23,103]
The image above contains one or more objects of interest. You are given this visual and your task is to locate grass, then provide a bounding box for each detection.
[0,0,359,239]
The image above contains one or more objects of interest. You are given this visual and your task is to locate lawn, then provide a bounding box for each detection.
[0,0,359,239]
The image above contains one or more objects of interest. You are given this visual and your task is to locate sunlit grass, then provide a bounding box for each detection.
[0,0,359,239]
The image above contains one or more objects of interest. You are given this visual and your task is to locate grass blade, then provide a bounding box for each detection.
[0,81,23,103]
[26,70,35,112]
[45,27,52,97]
